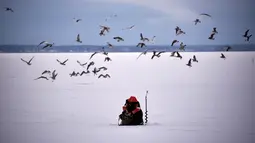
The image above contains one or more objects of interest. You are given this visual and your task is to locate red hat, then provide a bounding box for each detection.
[128,96,138,103]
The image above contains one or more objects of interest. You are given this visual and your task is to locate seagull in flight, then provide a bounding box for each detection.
[122,25,135,30]
[77,60,87,67]
[21,56,34,65]
[57,59,68,66]
[113,37,124,42]
[4,7,14,12]
[140,33,150,42]
[76,34,82,43]
[179,42,186,51]
[192,55,198,62]
[220,53,226,59]
[151,51,165,59]
[194,19,201,25]
[98,74,111,79]
[186,59,192,67]
[34,76,48,80]
[50,70,58,81]
[199,13,212,18]
[137,49,149,60]
[136,42,146,48]
[37,41,54,49]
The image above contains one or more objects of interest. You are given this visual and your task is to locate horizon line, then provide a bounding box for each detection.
[0,44,254,47]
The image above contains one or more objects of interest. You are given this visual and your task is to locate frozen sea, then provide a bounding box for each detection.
[0,52,255,143]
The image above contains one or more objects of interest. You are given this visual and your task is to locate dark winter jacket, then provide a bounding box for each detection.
[119,106,144,125]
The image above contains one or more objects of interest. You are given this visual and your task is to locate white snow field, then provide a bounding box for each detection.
[0,52,255,143]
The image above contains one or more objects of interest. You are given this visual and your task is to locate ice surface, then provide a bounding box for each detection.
[0,52,255,143]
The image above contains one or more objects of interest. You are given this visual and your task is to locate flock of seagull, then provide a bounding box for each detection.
[4,7,253,78]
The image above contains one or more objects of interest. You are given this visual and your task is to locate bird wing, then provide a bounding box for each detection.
[63,59,68,64]
[140,33,143,40]
[136,43,141,47]
[171,40,176,46]
[56,59,61,63]
[77,34,80,40]
[89,52,97,60]
[245,30,249,35]
[37,41,46,47]
[98,74,103,78]
[106,74,110,78]
[20,58,28,63]
[28,56,34,63]
[200,13,212,17]
[176,51,181,57]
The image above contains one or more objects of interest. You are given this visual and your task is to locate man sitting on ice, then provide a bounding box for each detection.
[119,96,144,125]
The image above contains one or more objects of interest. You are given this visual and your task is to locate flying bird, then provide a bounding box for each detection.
[186,59,192,67]
[98,74,111,79]
[199,13,212,18]
[243,29,250,38]
[4,7,14,12]
[171,40,179,46]
[150,36,156,44]
[122,25,135,30]
[21,56,34,65]
[37,41,54,49]
[77,60,87,67]
[113,37,124,42]
[76,34,82,43]
[56,59,68,66]
[107,42,113,48]
[34,76,48,80]
[194,19,201,25]
[76,19,82,22]
[137,49,149,60]
[176,29,186,36]
[151,51,165,59]
[140,33,150,42]
[100,25,110,33]
[50,70,58,81]
[208,33,215,40]
[42,70,51,75]
[220,53,226,59]
[104,57,112,62]
[179,42,186,51]
[136,42,146,48]
[225,46,231,51]
[192,55,198,62]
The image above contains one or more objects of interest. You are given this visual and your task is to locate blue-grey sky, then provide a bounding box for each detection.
[1,0,255,45]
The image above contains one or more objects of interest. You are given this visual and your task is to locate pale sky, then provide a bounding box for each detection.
[1,0,255,45]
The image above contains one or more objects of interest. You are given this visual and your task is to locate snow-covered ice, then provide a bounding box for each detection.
[0,52,255,143]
